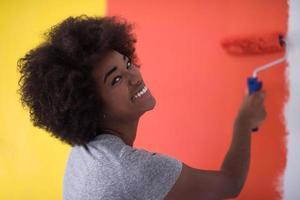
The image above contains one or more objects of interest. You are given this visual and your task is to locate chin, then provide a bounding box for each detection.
[147,96,156,110]
[139,97,156,116]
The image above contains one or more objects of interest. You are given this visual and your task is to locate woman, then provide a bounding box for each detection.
[18,15,266,200]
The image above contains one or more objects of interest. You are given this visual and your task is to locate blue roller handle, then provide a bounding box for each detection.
[247,77,263,132]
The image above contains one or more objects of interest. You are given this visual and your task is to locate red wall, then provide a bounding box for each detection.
[107,0,288,199]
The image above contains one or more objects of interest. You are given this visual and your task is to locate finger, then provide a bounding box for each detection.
[252,91,262,100]
[254,91,265,100]
[260,91,266,98]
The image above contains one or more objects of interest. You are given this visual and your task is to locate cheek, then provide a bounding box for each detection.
[107,86,132,110]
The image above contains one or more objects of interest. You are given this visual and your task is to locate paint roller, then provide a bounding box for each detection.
[221,32,286,132]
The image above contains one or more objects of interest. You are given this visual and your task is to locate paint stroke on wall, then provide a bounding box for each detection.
[283,0,300,199]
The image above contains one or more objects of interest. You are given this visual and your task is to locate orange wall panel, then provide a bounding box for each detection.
[107,1,288,199]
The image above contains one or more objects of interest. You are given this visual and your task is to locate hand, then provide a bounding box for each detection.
[234,90,267,131]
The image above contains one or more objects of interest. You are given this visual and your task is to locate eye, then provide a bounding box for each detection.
[126,59,133,69]
[111,58,133,86]
[112,76,121,86]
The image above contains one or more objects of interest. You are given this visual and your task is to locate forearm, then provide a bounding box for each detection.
[220,119,252,195]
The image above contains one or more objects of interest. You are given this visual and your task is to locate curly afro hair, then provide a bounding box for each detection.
[17,15,140,147]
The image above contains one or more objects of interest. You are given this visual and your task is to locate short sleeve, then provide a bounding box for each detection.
[120,146,182,200]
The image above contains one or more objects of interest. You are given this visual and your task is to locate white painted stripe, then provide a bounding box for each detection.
[283,0,300,199]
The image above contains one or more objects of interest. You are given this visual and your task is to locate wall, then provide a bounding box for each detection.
[0,1,106,199]
[1,0,298,199]
[107,0,288,199]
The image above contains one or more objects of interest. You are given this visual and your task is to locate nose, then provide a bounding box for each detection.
[129,75,142,86]
[128,71,142,86]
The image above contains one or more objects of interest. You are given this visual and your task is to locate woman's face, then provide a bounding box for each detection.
[93,50,156,122]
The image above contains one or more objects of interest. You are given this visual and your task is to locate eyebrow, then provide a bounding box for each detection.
[103,55,127,84]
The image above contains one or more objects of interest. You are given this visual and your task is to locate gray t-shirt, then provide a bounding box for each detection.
[63,133,182,200]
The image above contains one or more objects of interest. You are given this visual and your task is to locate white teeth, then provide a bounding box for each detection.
[133,86,147,99]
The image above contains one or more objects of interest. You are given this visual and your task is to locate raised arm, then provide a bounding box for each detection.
[165,90,266,200]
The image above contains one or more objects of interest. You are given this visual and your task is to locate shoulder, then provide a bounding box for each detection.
[63,134,129,200]
[119,146,182,200]
[120,146,182,175]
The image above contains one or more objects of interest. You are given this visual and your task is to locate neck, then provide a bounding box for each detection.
[101,118,139,147]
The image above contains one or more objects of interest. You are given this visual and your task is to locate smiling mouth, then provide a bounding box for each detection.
[131,85,148,101]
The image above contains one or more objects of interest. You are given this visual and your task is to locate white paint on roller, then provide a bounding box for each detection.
[283,0,300,199]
